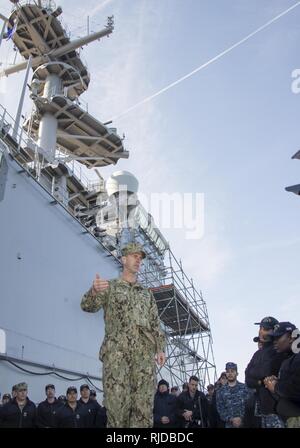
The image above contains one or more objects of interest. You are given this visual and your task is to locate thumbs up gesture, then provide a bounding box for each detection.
[91,273,109,295]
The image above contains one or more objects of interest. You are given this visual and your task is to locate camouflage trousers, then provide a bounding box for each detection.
[254,400,285,428]
[286,416,300,428]
[261,414,285,428]
[102,344,156,428]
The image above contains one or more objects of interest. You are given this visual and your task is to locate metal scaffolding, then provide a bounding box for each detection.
[135,227,217,390]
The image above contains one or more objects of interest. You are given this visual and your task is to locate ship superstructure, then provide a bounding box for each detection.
[0,0,216,401]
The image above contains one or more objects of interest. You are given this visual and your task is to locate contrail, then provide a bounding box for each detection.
[90,0,115,18]
[109,1,300,121]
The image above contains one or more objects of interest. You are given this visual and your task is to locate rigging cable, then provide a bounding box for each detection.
[0,358,102,392]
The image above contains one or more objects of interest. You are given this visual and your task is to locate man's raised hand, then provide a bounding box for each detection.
[91,273,109,295]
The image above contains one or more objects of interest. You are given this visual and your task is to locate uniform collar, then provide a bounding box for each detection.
[116,278,144,289]
[225,381,242,388]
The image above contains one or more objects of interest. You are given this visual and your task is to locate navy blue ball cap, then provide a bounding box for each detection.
[270,322,297,338]
[66,386,77,395]
[254,316,279,329]
[225,362,237,371]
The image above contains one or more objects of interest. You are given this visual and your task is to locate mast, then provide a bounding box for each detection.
[1,1,126,167]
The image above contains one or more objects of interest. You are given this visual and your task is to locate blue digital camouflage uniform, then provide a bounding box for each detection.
[81,277,166,428]
[254,400,285,428]
[216,382,250,428]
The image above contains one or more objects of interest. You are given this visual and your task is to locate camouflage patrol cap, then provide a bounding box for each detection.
[15,382,28,391]
[121,242,146,259]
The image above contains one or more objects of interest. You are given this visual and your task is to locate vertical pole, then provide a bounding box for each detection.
[37,73,61,161]
[0,19,7,50]
[13,56,32,140]
[87,15,90,35]
[0,108,6,131]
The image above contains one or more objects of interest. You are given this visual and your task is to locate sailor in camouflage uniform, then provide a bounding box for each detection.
[216,362,250,428]
[81,242,166,428]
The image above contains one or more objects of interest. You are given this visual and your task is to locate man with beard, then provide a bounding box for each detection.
[81,242,166,428]
[216,363,249,428]
[245,316,289,428]
[264,322,300,428]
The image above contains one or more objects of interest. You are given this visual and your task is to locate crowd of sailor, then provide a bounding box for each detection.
[0,317,299,428]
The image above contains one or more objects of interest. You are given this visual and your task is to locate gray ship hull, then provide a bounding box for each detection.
[0,150,119,402]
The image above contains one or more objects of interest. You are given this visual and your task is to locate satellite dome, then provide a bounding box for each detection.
[106,171,139,197]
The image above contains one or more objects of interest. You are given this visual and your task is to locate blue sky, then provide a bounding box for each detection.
[1,0,300,382]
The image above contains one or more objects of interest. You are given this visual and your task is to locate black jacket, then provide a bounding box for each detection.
[245,341,290,414]
[153,391,177,428]
[208,389,224,428]
[0,397,36,428]
[176,390,209,428]
[243,391,261,428]
[95,404,107,428]
[36,398,63,428]
[78,398,106,428]
[56,402,87,428]
[275,351,300,417]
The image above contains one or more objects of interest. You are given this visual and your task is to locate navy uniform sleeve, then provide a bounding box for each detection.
[81,283,110,313]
